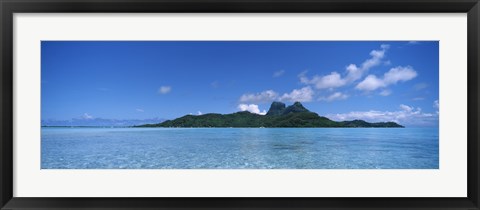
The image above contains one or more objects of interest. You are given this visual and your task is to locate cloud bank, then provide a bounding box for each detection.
[239,90,279,104]
[319,92,349,102]
[279,87,314,102]
[237,104,267,115]
[326,103,438,126]
[299,45,389,90]
[356,66,417,91]
[82,113,94,120]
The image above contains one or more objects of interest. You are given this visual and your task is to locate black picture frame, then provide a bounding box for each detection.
[1,0,479,209]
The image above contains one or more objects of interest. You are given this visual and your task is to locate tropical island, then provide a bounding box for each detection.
[136,102,403,128]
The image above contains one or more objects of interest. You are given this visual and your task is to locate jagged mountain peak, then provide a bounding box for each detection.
[266,101,310,116]
[266,101,286,116]
[283,101,310,115]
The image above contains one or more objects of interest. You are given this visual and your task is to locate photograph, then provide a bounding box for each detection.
[41,41,439,169]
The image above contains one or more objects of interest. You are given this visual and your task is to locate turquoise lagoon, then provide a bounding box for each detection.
[41,127,439,169]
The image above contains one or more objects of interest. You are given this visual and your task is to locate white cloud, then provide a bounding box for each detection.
[300,45,389,90]
[345,44,389,83]
[356,66,417,91]
[82,113,94,120]
[197,111,203,115]
[158,86,171,94]
[355,75,385,91]
[379,89,392,96]
[400,104,414,112]
[239,86,316,105]
[319,92,348,102]
[136,108,144,112]
[326,103,438,126]
[299,71,346,89]
[239,90,278,104]
[434,100,439,109]
[237,104,267,115]
[362,47,388,71]
[279,86,314,102]
[273,70,285,77]
[383,66,417,84]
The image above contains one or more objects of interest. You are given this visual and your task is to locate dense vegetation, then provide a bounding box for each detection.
[136,102,404,128]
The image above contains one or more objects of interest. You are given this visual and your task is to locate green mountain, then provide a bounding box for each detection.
[137,102,404,128]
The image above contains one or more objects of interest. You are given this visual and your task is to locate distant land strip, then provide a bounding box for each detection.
[136,102,403,128]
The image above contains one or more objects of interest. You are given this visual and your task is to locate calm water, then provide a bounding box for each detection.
[41,127,438,169]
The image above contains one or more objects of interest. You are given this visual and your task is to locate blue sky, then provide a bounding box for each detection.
[41,41,439,127]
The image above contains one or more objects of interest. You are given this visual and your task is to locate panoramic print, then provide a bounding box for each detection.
[41,41,439,169]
